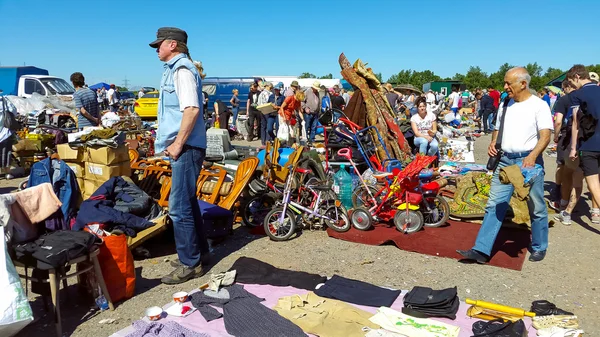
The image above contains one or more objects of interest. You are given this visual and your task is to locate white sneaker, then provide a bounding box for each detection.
[554,211,572,226]
[592,211,600,224]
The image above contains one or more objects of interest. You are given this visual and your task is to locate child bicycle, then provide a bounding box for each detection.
[264,166,350,241]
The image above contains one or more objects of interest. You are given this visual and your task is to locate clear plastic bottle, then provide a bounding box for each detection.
[334,165,354,209]
[95,286,109,311]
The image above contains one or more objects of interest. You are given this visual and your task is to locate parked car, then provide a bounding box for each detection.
[133,91,158,119]
[202,77,261,114]
[142,86,156,93]
[119,91,136,104]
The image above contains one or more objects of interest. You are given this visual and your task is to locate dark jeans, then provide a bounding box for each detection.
[266,114,278,141]
[169,146,208,267]
[247,109,261,139]
[482,109,493,132]
[304,113,318,142]
[259,113,268,145]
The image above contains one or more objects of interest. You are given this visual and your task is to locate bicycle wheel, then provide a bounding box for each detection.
[351,206,373,231]
[351,185,380,209]
[241,193,278,227]
[263,207,297,241]
[422,195,450,228]
[323,205,351,232]
[394,210,424,234]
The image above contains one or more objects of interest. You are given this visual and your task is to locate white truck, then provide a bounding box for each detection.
[0,66,74,98]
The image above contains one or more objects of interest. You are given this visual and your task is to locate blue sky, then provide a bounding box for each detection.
[1,0,598,89]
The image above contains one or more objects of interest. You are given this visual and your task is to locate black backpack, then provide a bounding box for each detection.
[402,286,460,319]
[577,101,598,142]
[472,319,527,337]
[15,231,101,270]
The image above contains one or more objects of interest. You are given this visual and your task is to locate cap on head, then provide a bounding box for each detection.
[110,84,115,88]
[312,81,321,90]
[590,72,599,83]
[290,80,300,88]
[149,27,188,48]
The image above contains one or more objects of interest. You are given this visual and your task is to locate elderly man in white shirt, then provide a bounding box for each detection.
[457,67,553,264]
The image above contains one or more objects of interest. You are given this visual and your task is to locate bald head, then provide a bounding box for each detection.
[504,67,532,101]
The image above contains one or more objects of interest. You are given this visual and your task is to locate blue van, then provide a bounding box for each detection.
[202,77,262,114]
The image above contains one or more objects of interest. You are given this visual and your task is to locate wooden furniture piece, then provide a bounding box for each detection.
[13,247,114,337]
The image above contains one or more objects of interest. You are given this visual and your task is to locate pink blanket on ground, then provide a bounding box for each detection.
[112,283,537,337]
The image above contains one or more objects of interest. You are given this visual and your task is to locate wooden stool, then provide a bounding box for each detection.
[14,247,114,337]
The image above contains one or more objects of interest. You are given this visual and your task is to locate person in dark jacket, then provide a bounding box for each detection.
[476,92,495,133]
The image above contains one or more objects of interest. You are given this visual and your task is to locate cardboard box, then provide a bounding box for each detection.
[77,178,84,193]
[83,179,104,198]
[84,145,129,165]
[57,143,84,161]
[66,162,85,178]
[85,162,131,182]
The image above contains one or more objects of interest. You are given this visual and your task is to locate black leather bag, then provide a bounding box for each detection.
[402,286,460,319]
[486,97,511,171]
[577,101,598,142]
[472,319,527,337]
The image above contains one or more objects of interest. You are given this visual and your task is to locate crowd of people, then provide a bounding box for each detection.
[238,80,352,146]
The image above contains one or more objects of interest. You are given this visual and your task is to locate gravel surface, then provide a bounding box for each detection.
[8,133,599,336]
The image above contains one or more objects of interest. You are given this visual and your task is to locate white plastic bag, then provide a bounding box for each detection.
[277,119,290,142]
[0,226,33,336]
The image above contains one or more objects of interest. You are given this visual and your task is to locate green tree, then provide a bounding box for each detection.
[410,70,441,90]
[387,70,413,84]
[374,72,383,83]
[587,64,600,76]
[452,73,465,81]
[299,72,316,78]
[319,73,333,79]
[541,67,564,87]
[463,66,489,90]
[489,63,513,89]
[525,62,544,90]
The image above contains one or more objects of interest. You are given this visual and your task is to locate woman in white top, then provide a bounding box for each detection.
[410,96,439,156]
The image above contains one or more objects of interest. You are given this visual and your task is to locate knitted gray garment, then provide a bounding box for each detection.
[191,284,307,337]
[125,320,209,337]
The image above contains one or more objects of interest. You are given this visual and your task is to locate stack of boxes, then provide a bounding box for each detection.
[57,144,131,199]
[57,144,86,199]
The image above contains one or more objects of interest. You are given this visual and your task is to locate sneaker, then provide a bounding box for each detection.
[161,265,205,285]
[554,211,572,226]
[548,201,560,212]
[592,212,600,224]
[169,254,211,268]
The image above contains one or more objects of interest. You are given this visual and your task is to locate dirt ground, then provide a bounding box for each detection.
[9,134,600,336]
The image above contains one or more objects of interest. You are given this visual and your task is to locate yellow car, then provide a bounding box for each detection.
[134,91,159,119]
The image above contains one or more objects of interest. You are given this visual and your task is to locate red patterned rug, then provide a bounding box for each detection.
[326,219,530,271]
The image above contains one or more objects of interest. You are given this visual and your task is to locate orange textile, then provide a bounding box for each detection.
[98,234,136,302]
[280,95,300,121]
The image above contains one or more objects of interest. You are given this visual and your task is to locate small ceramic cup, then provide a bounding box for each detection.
[172,291,189,303]
[145,306,163,321]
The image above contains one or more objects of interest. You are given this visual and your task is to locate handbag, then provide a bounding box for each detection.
[402,286,460,319]
[472,319,527,337]
[577,101,598,142]
[486,97,510,171]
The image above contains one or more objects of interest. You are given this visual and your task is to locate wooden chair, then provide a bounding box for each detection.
[13,248,114,337]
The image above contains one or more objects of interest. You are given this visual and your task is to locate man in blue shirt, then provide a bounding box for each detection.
[70,72,99,130]
[149,27,208,284]
[568,65,600,225]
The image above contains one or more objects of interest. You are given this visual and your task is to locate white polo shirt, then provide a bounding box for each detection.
[495,95,553,153]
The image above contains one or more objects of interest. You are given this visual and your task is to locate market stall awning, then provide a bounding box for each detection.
[89,82,110,90]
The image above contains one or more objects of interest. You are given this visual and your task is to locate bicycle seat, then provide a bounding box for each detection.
[372,171,393,180]
[296,167,313,175]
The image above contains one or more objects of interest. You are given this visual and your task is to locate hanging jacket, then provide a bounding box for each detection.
[27,158,79,224]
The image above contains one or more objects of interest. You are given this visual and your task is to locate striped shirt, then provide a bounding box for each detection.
[74,87,99,129]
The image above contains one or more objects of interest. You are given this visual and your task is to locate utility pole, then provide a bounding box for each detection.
[122,76,130,89]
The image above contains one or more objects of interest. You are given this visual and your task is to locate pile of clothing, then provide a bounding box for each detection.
[74,176,160,237]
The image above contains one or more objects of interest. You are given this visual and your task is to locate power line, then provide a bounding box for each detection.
[122,76,130,89]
